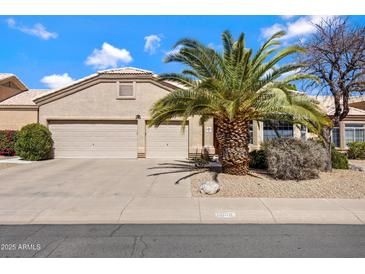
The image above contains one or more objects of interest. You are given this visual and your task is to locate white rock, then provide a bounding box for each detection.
[200,180,220,195]
[349,164,364,172]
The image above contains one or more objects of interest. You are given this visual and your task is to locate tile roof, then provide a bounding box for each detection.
[349,95,365,104]
[0,73,14,81]
[163,80,188,89]
[0,89,50,106]
[312,96,365,116]
[0,73,28,91]
[98,67,153,75]
[33,67,173,102]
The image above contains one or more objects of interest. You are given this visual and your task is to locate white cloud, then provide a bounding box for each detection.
[281,15,295,20]
[279,68,301,79]
[144,34,162,54]
[6,18,16,27]
[261,15,334,40]
[207,42,223,51]
[261,23,285,38]
[285,16,317,39]
[85,42,133,69]
[6,18,58,40]
[164,45,183,57]
[41,73,74,89]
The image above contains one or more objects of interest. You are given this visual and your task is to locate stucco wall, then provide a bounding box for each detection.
[38,81,212,155]
[0,108,38,130]
[39,82,179,122]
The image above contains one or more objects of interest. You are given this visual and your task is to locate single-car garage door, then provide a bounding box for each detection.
[49,120,137,158]
[146,122,188,159]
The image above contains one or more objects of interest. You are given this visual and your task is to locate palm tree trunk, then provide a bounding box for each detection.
[215,118,250,175]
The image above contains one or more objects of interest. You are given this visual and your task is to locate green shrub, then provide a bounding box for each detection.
[331,145,348,169]
[347,142,365,159]
[264,138,327,180]
[0,130,18,156]
[192,148,212,167]
[15,123,53,161]
[249,149,267,169]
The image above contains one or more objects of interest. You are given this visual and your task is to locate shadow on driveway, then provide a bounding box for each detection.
[147,160,210,185]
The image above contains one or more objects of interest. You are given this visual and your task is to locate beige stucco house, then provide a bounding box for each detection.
[315,95,365,151]
[1,67,365,159]
[0,73,49,130]
[247,95,365,152]
[0,73,28,102]
[1,68,214,159]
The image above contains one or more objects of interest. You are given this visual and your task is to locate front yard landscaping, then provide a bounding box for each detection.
[191,167,365,198]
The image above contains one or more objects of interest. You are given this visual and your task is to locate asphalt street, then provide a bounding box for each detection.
[0,224,364,257]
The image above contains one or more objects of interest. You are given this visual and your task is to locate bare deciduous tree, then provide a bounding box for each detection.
[300,16,365,171]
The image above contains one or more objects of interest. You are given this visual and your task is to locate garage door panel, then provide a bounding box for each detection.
[53,137,137,143]
[49,121,137,158]
[146,123,188,159]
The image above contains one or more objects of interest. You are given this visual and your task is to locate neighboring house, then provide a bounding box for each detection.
[314,95,365,151]
[1,67,365,158]
[0,73,28,102]
[248,96,365,151]
[0,73,49,130]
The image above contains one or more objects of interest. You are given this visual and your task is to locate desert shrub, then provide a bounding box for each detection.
[249,149,267,169]
[192,148,212,167]
[347,142,365,159]
[309,138,349,169]
[264,138,327,180]
[15,123,53,161]
[0,130,18,156]
[331,145,349,169]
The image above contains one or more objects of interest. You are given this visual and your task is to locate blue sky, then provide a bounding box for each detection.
[1,15,365,89]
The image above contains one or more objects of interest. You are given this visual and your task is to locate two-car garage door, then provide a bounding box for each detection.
[49,121,138,158]
[49,120,188,159]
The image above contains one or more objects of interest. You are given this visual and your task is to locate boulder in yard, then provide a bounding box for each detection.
[349,164,364,172]
[200,180,220,195]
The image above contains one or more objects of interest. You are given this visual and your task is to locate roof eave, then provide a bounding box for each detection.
[0,75,28,91]
[34,73,178,105]
[0,104,38,110]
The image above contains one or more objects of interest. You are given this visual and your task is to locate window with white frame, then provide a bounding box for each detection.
[345,124,365,145]
[331,127,340,148]
[117,82,135,99]
[263,121,293,141]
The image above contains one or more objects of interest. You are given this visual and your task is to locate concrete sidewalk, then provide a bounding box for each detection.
[1,197,364,224]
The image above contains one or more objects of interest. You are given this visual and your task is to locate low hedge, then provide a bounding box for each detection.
[347,142,365,159]
[331,145,349,169]
[249,149,267,169]
[0,130,18,156]
[15,123,53,161]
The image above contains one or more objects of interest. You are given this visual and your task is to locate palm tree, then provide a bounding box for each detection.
[148,30,331,175]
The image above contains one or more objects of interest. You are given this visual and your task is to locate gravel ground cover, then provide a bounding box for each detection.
[191,167,365,198]
[349,160,365,170]
[0,163,18,170]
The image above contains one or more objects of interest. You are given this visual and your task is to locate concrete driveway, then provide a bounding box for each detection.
[1,159,365,225]
[0,159,196,224]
